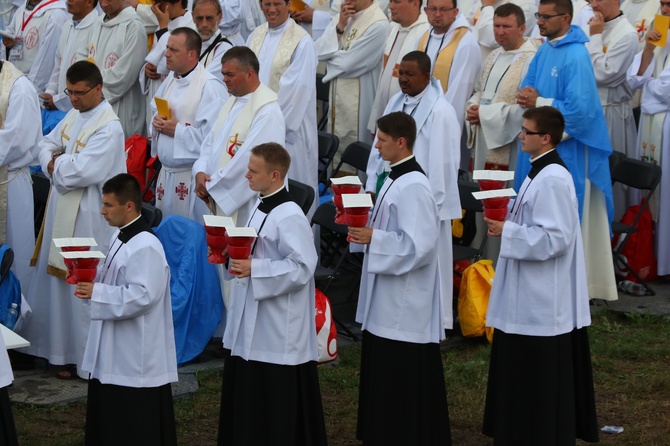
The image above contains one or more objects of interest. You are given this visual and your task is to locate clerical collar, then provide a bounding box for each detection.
[175,64,198,79]
[528,149,567,179]
[549,33,568,45]
[605,12,624,23]
[118,214,153,243]
[258,187,291,213]
[389,155,424,180]
[404,84,427,105]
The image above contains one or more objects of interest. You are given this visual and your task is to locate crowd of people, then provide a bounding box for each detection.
[0,0,667,443]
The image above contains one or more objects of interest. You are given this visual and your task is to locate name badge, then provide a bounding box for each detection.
[8,38,23,61]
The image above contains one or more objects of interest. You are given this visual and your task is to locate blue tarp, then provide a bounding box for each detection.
[154,216,224,365]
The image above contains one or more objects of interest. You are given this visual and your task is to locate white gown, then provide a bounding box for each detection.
[18,101,126,377]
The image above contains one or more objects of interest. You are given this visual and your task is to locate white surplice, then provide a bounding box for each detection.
[487,159,592,336]
[627,40,670,276]
[200,30,233,82]
[18,101,126,376]
[355,157,444,343]
[365,79,461,329]
[45,9,100,112]
[3,0,68,93]
[151,65,227,223]
[0,75,41,297]
[223,195,318,365]
[82,228,178,388]
[218,0,250,45]
[89,7,148,137]
[248,19,319,215]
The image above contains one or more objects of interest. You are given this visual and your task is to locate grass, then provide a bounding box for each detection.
[12,311,670,445]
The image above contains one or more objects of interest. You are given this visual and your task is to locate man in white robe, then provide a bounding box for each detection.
[367,0,429,132]
[193,0,233,81]
[315,0,390,162]
[621,0,659,49]
[41,0,99,112]
[0,61,41,297]
[483,106,598,444]
[365,51,461,330]
[466,0,537,61]
[75,173,177,445]
[139,0,196,133]
[248,0,319,214]
[1,0,68,93]
[18,61,126,379]
[151,27,227,224]
[350,111,450,444]
[418,0,481,128]
[193,46,286,227]
[626,1,670,276]
[219,143,327,445]
[88,0,148,137]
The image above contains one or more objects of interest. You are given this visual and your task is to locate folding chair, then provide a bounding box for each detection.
[312,202,361,341]
[324,141,371,191]
[287,179,316,216]
[141,203,163,228]
[318,131,339,187]
[453,180,488,265]
[611,158,662,296]
[31,172,50,239]
[316,73,330,131]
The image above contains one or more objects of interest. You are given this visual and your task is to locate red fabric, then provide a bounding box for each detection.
[315,289,338,364]
[612,201,657,282]
[125,135,155,202]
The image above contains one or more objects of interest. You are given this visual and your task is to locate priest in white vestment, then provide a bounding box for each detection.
[75,173,178,445]
[367,1,429,132]
[139,0,196,134]
[0,61,42,297]
[151,28,227,224]
[88,0,148,137]
[621,0,660,49]
[586,0,638,219]
[18,61,127,380]
[1,0,68,93]
[365,51,461,330]
[627,5,670,276]
[193,0,233,81]
[315,0,390,162]
[466,0,537,61]
[351,111,451,444]
[248,0,319,214]
[42,1,99,112]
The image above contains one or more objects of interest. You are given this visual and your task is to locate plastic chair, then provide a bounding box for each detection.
[324,141,371,191]
[453,180,488,265]
[287,179,316,216]
[318,131,339,187]
[316,73,330,131]
[611,158,662,296]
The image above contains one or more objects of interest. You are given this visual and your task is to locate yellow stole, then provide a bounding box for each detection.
[418,27,468,93]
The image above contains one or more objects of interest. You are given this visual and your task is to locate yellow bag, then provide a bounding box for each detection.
[457,259,495,343]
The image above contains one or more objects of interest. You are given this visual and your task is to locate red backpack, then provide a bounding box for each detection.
[612,201,657,283]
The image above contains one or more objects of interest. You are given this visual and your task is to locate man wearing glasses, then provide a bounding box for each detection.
[19,61,126,381]
[515,0,618,303]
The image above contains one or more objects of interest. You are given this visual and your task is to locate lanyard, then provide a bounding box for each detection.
[21,0,59,32]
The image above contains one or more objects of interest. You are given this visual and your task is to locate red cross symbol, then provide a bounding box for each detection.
[156,183,164,201]
[175,182,189,200]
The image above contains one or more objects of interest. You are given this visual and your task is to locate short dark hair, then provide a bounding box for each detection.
[220,46,260,74]
[154,0,188,9]
[250,143,291,179]
[539,0,573,18]
[401,50,432,75]
[495,3,525,26]
[427,0,456,8]
[522,106,565,146]
[377,112,417,151]
[171,27,202,54]
[66,61,103,88]
[193,0,222,14]
[102,174,142,212]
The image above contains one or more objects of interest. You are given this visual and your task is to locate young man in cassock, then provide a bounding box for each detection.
[74,173,178,446]
[218,143,327,446]
[482,106,599,446]
[349,111,451,446]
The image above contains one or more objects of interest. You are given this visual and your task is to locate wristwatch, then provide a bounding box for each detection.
[336,26,344,35]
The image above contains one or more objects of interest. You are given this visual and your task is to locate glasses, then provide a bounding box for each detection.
[534,12,566,21]
[661,1,670,6]
[425,6,456,13]
[520,127,546,136]
[63,86,95,97]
